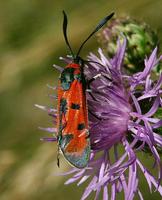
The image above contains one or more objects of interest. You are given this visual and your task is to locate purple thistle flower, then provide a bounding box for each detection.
[38,38,162,200]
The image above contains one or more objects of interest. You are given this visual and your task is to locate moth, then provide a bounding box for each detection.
[57,11,114,168]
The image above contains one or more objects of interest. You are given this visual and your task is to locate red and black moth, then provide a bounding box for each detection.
[57,11,114,168]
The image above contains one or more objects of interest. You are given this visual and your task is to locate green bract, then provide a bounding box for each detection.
[98,16,159,73]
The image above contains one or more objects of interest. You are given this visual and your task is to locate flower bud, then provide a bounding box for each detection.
[97,16,159,73]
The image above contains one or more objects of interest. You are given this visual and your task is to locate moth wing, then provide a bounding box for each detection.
[60,79,90,168]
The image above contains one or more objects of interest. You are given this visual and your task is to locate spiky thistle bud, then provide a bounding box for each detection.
[97,16,160,73]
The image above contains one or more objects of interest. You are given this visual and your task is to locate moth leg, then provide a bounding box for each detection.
[86,74,102,95]
[87,73,102,85]
[86,73,111,94]
[57,146,60,167]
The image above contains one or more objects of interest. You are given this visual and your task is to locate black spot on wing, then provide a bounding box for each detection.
[60,98,67,114]
[78,123,85,130]
[71,103,80,110]
[59,98,68,132]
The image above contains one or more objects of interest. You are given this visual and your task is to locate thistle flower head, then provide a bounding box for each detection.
[39,37,162,199]
[85,41,132,151]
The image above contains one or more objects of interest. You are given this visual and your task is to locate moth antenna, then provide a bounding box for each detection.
[76,12,114,57]
[62,10,75,58]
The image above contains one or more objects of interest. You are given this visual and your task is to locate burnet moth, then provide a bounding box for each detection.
[57,11,114,168]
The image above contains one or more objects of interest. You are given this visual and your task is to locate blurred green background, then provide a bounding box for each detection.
[0,0,162,200]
